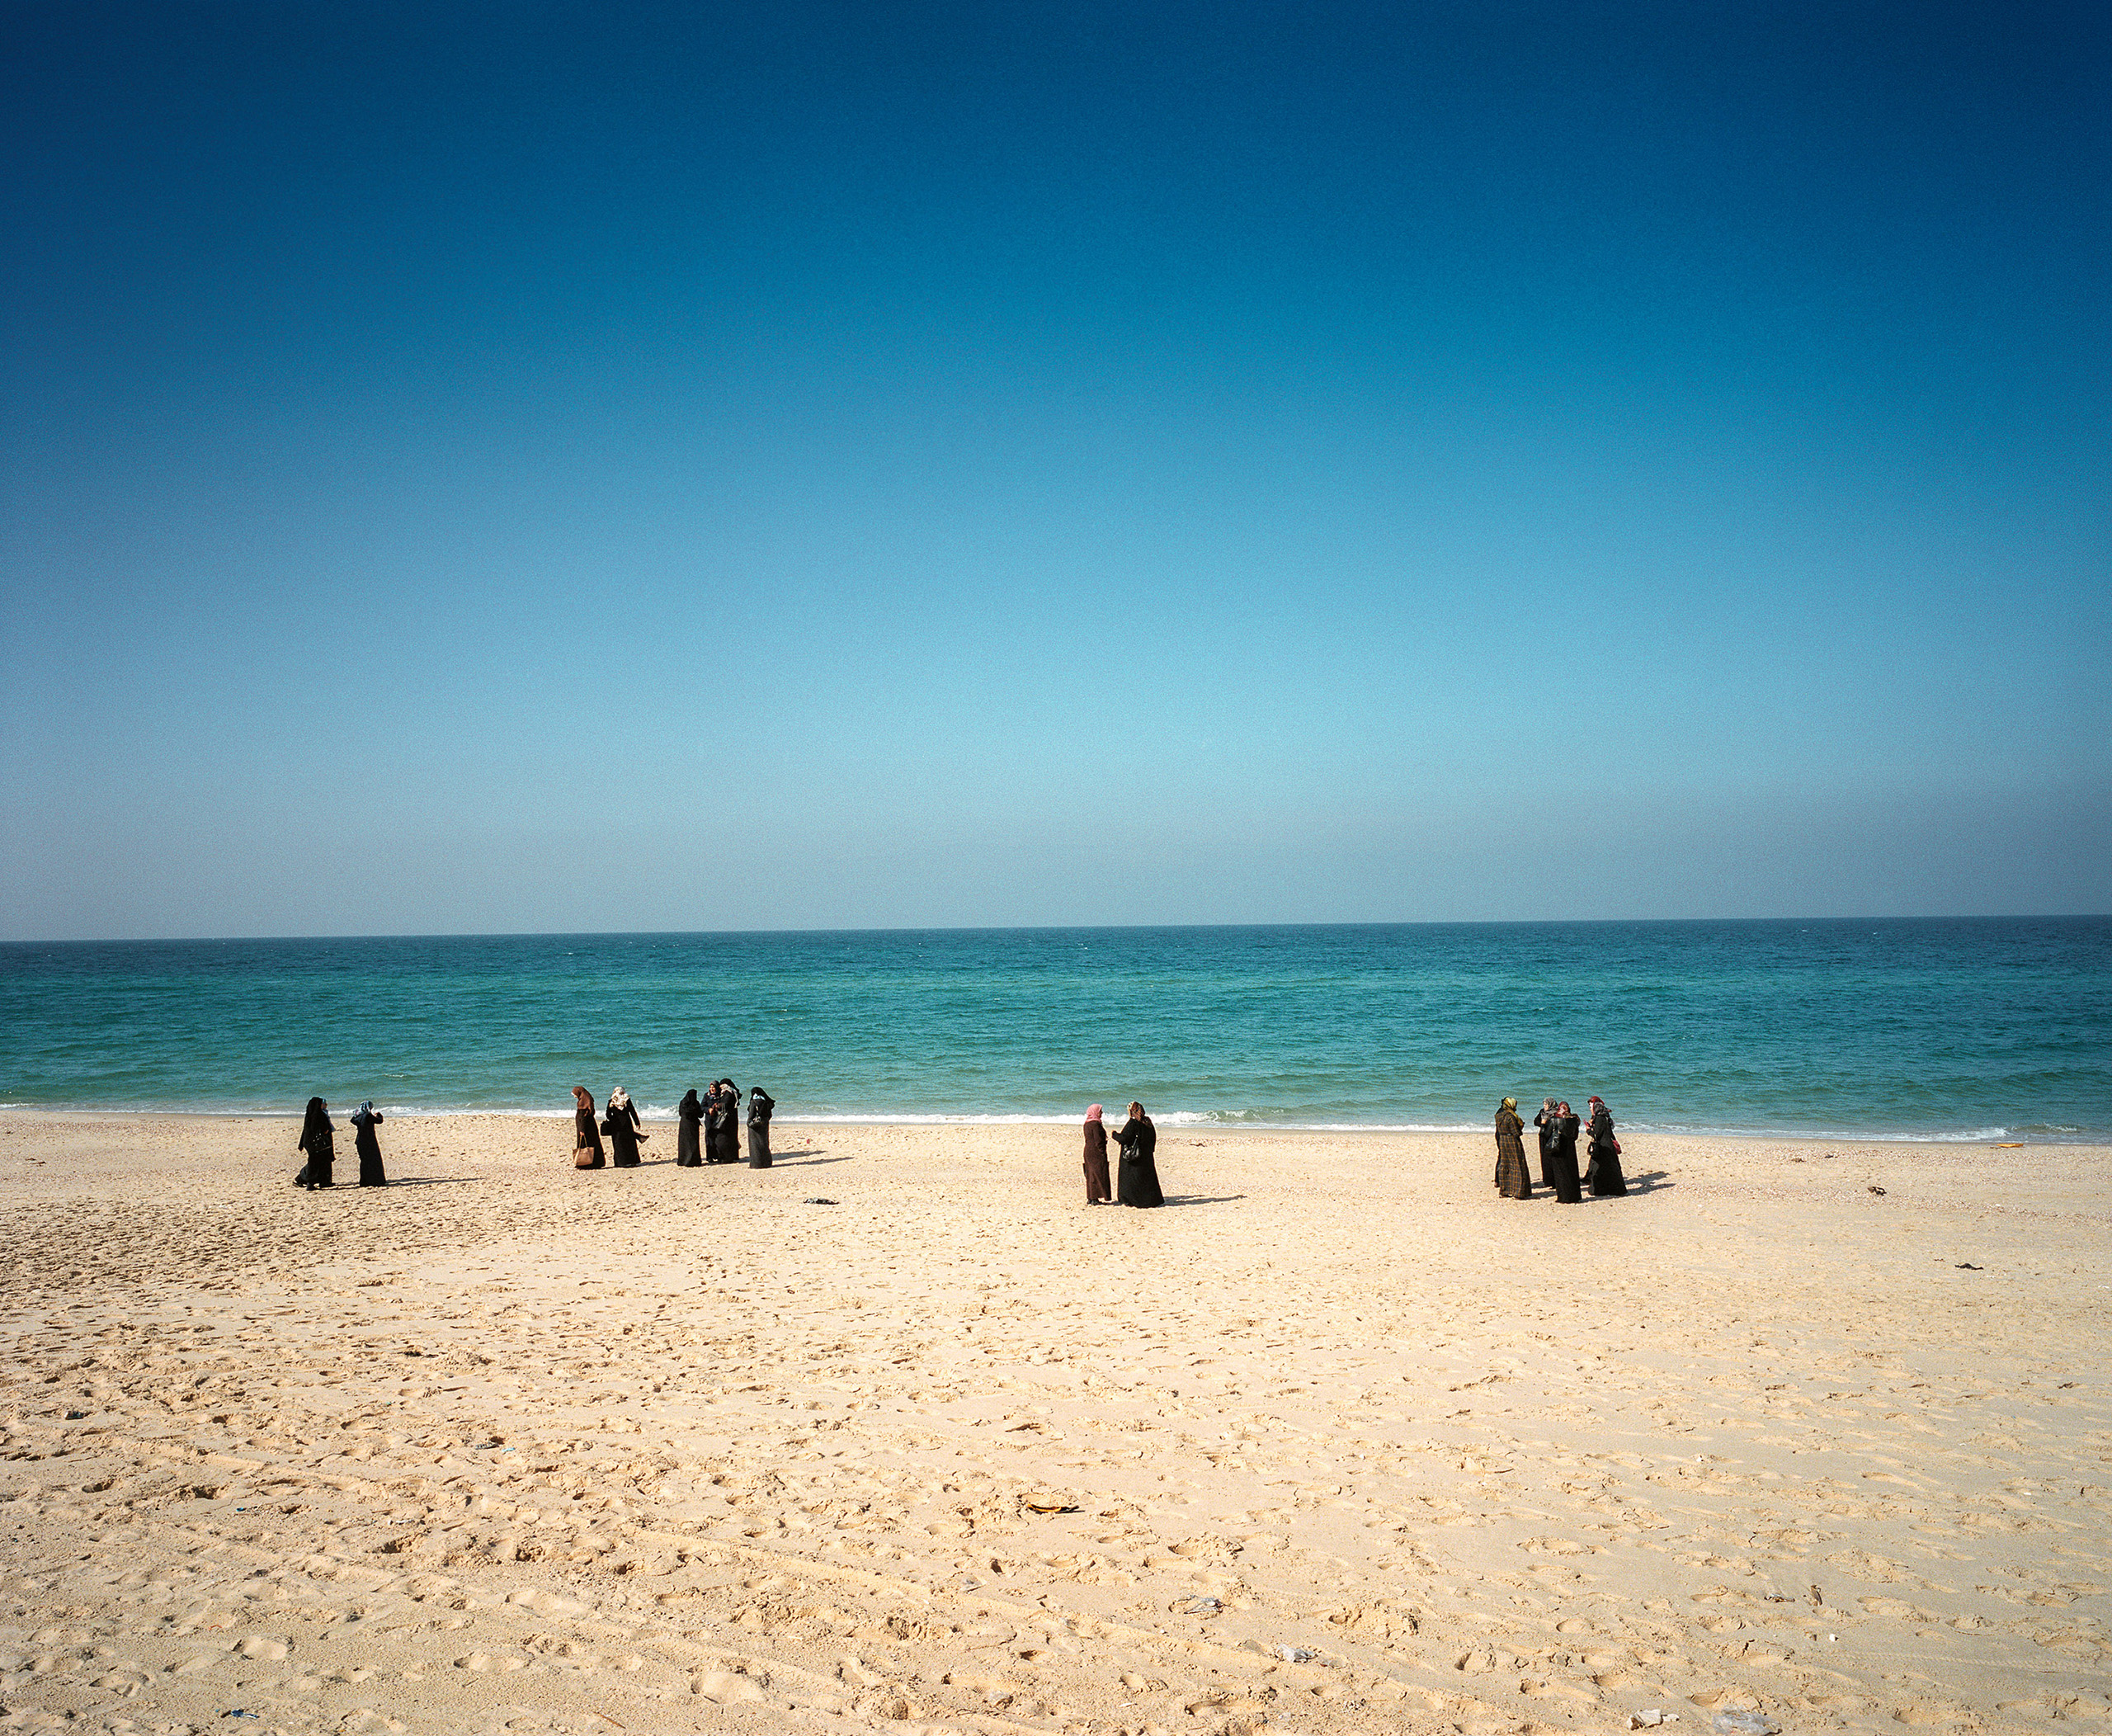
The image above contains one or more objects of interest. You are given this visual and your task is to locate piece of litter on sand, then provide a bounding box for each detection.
[1955,1262,1982,1270]
[1711,1713,1779,1736]
[804,1196,837,1205]
[1629,1711,1676,1728]
[1185,1597,1222,1614]
[1868,1185,1886,1196]
[1278,1645,1315,1663]
[1023,1500,1080,1514]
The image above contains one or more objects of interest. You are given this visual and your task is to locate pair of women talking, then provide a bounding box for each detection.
[295,1097,388,1188]
[1082,1102,1162,1207]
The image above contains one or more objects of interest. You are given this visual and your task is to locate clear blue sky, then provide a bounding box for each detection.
[4,1,2106,937]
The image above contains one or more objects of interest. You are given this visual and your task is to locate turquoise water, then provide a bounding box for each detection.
[1,920,2106,1139]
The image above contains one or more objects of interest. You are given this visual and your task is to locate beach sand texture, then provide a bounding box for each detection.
[0,1115,2105,1736]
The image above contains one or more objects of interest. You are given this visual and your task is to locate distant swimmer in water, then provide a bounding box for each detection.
[1114,1102,1163,1207]
[1494,1097,1532,1198]
[1585,1095,1628,1196]
[295,1097,335,1190]
[1082,1105,1111,1205]
[572,1087,605,1168]
[606,1086,644,1168]
[350,1101,388,1186]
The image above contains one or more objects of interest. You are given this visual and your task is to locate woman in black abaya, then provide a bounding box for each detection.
[1544,1101,1584,1203]
[707,1079,739,1163]
[350,1101,388,1186]
[1532,1098,1559,1190]
[746,1086,775,1168]
[1584,1095,1628,1196]
[296,1097,336,1190]
[1114,1102,1163,1207]
[606,1086,645,1168]
[572,1087,605,1168]
[676,1089,705,1167]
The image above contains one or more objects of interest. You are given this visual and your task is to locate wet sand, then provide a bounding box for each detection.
[0,1113,2105,1736]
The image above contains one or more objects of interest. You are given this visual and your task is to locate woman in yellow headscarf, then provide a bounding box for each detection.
[1494,1097,1533,1199]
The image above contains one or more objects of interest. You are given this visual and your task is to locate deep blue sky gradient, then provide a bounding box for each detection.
[4,2,2107,936]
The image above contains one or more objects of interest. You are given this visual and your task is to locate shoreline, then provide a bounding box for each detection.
[0,1106,2082,1144]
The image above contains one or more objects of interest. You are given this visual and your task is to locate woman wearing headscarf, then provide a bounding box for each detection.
[1585,1095,1629,1196]
[1082,1105,1111,1205]
[572,1087,605,1168]
[1532,1098,1559,1190]
[1113,1102,1163,1207]
[1544,1101,1584,1203]
[350,1101,388,1186]
[676,1089,705,1167]
[606,1086,645,1168]
[295,1097,336,1190]
[707,1079,739,1163]
[746,1086,776,1168]
[1494,1097,1532,1199]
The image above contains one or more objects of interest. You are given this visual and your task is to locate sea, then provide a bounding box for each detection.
[1,919,2107,1140]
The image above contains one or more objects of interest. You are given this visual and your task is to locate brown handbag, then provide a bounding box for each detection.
[573,1146,598,1168]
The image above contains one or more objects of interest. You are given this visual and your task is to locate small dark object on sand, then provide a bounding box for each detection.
[1868,1185,1886,1196]
[804,1196,837,1205]
[1956,1262,1982,1270]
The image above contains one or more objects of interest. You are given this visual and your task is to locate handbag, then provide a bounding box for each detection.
[573,1147,597,1168]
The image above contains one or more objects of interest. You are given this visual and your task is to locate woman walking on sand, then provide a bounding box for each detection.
[676,1088,705,1167]
[606,1086,645,1168]
[1082,1105,1111,1205]
[1114,1102,1163,1208]
[1494,1097,1532,1198]
[295,1097,336,1190]
[350,1101,388,1186]
[1585,1095,1628,1196]
[746,1085,776,1168]
[1545,1101,1584,1203]
[572,1087,605,1168]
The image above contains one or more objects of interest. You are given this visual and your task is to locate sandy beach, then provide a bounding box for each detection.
[0,1113,2104,1736]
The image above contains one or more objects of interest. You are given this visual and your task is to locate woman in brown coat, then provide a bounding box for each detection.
[1082,1104,1111,1204]
[1494,1097,1532,1198]
[572,1087,605,1168]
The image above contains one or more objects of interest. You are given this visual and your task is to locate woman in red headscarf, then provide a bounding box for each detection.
[1082,1106,1111,1205]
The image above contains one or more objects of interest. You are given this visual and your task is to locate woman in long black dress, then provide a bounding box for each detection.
[1532,1097,1559,1189]
[1114,1102,1163,1207]
[1082,1104,1111,1205]
[572,1087,605,1168]
[707,1079,739,1163]
[350,1101,388,1186]
[606,1086,644,1168]
[296,1097,335,1189]
[1544,1101,1584,1203]
[746,1086,775,1168]
[676,1089,705,1167]
[1584,1095,1628,1196]
[1494,1097,1533,1198]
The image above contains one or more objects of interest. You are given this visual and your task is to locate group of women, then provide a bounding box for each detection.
[569,1083,776,1170]
[1492,1095,1627,1202]
[1081,1102,1164,1207]
[293,1097,388,1188]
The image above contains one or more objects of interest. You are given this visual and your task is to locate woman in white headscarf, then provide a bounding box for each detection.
[606,1086,645,1168]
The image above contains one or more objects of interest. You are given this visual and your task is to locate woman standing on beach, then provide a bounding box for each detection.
[296,1097,336,1189]
[1082,1105,1111,1205]
[747,1086,776,1168]
[606,1086,645,1168]
[676,1089,705,1167]
[1114,1102,1163,1207]
[572,1087,605,1168]
[1533,1098,1559,1189]
[1494,1097,1532,1198]
[350,1101,388,1186]
[707,1079,739,1163]
[1544,1101,1584,1203]
[1585,1096,1628,1196]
